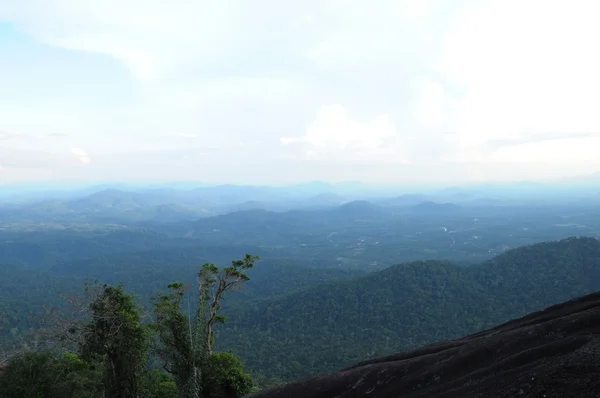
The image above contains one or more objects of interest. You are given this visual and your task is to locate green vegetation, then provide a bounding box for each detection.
[218,237,600,380]
[0,256,258,398]
[151,255,258,397]
[79,284,150,397]
[0,351,101,398]
[3,187,600,390]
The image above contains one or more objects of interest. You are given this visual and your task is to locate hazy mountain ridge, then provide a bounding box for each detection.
[3,175,600,226]
[4,179,600,388]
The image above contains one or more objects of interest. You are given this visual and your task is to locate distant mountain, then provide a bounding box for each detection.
[555,171,600,188]
[335,200,385,218]
[412,201,462,212]
[67,189,162,210]
[3,188,214,224]
[284,181,334,195]
[147,204,208,223]
[190,184,282,200]
[219,237,600,381]
[229,200,269,212]
[385,193,434,206]
[301,192,346,208]
[283,181,371,196]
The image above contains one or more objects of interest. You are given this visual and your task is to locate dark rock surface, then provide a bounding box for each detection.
[249,292,600,398]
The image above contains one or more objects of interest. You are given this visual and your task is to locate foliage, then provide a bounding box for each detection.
[141,369,178,398]
[151,254,259,397]
[151,281,203,397]
[4,193,600,388]
[79,283,149,398]
[201,351,254,398]
[0,350,102,398]
[0,266,257,398]
[217,237,600,380]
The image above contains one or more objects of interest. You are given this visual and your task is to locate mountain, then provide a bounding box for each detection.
[67,188,167,210]
[556,171,600,187]
[334,200,386,219]
[282,181,370,196]
[385,194,434,207]
[217,237,600,380]
[0,188,218,224]
[301,193,346,209]
[230,200,269,212]
[412,201,462,213]
[251,291,600,398]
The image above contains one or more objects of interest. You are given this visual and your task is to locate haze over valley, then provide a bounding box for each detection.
[3,1,600,396]
[3,179,600,390]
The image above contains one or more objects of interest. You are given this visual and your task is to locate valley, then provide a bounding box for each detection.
[2,182,600,390]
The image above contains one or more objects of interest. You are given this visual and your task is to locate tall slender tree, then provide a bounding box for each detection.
[152,254,258,398]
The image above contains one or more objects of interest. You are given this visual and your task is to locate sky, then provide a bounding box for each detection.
[1,0,600,185]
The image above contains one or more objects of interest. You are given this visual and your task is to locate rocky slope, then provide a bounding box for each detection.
[249,291,600,397]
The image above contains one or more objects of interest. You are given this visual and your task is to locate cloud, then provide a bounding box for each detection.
[0,149,72,169]
[281,104,401,161]
[305,0,450,71]
[46,132,71,138]
[2,0,600,183]
[1,0,228,80]
[489,136,600,164]
[441,0,600,155]
[70,147,91,164]
[1,0,325,81]
[485,132,600,150]
[0,130,27,140]
[169,132,198,139]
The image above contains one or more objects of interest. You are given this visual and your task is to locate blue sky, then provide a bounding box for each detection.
[1,0,600,185]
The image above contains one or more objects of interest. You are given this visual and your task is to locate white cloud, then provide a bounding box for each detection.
[440,0,600,164]
[0,130,26,140]
[410,77,454,131]
[281,104,400,161]
[169,132,198,139]
[70,147,91,164]
[490,136,600,164]
[2,0,600,183]
[0,0,244,80]
[306,0,447,71]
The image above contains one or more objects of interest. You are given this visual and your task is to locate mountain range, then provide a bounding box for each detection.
[3,178,600,392]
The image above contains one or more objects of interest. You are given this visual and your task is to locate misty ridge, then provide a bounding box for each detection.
[2,174,600,396]
[3,1,600,395]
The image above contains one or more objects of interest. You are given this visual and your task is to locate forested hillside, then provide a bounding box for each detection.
[2,236,600,384]
[218,237,600,380]
[251,291,600,398]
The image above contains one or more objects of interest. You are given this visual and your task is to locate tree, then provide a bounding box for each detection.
[152,254,259,398]
[142,369,178,398]
[0,350,101,398]
[200,254,259,356]
[79,283,149,398]
[201,352,253,398]
[152,281,201,398]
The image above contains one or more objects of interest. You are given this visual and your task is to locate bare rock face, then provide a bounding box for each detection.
[250,292,600,398]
